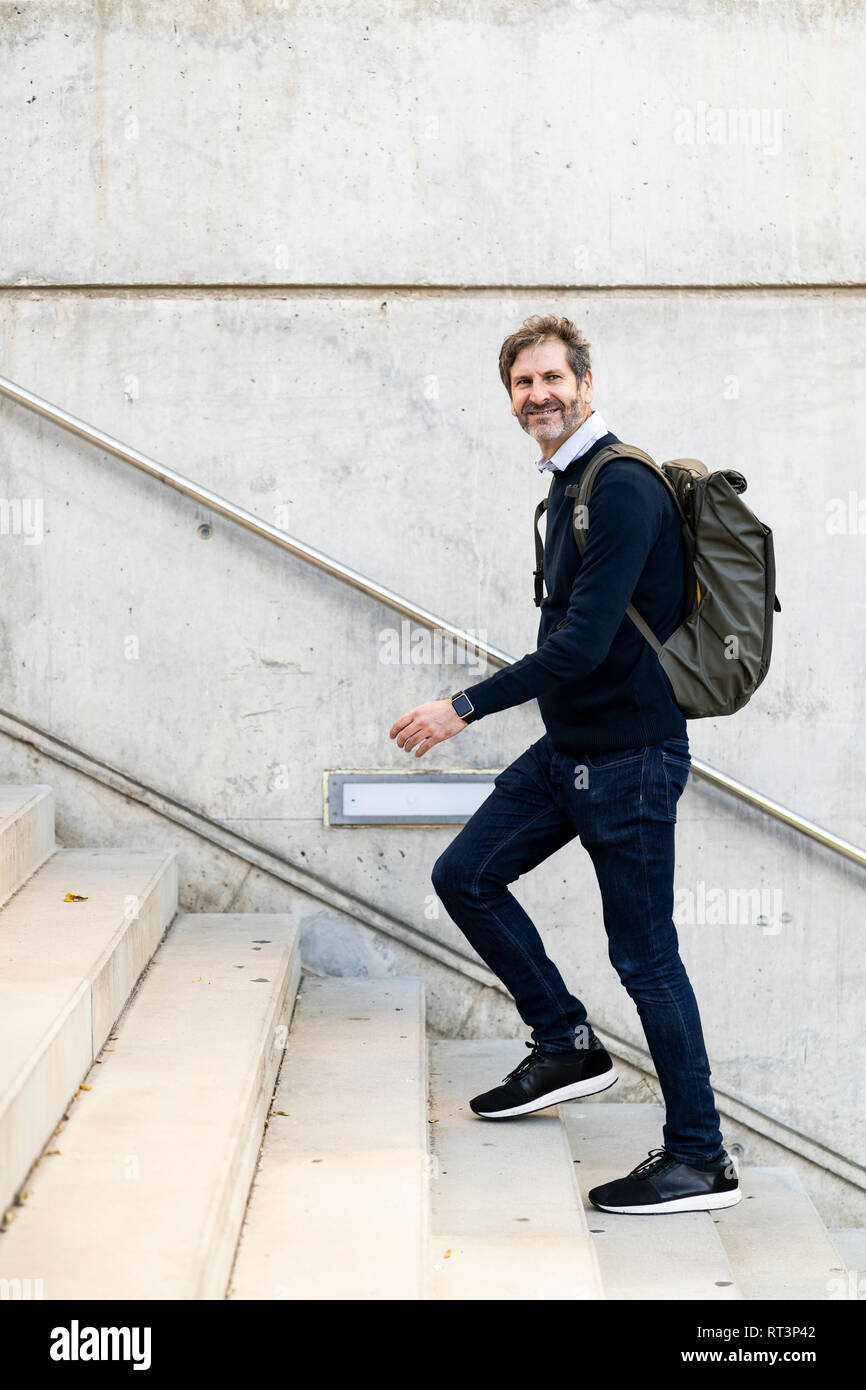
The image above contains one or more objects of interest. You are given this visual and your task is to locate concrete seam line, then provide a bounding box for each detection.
[0,707,862,1190]
[2,282,866,295]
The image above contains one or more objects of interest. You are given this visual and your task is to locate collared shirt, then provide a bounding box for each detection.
[535,408,609,473]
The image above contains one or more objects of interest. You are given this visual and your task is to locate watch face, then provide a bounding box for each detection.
[453,693,473,718]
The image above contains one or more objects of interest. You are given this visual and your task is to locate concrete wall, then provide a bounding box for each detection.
[1,2,863,1207]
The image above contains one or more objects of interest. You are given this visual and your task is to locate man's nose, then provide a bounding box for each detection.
[528,381,549,401]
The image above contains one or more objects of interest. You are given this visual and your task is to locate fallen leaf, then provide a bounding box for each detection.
[4,1210,16,1225]
[79,1084,91,1091]
[63,893,89,902]
[273,1110,290,1116]
[192,977,202,983]
[444,1249,452,1258]
[45,1149,61,1156]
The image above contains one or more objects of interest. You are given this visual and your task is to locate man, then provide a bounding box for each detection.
[388,314,739,1215]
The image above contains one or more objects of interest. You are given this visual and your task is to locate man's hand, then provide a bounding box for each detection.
[389,699,468,758]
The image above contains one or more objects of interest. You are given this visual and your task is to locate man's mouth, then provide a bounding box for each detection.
[529,407,560,420]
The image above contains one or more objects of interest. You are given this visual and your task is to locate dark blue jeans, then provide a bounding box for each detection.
[431,732,725,1167]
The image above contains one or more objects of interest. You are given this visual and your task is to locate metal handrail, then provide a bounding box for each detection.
[1,372,864,871]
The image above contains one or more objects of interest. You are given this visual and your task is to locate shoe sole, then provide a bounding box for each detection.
[590,1187,742,1215]
[471,1066,619,1118]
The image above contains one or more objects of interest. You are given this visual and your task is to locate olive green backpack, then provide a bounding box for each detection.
[532,443,781,719]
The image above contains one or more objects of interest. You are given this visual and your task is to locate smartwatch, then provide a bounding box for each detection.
[450,690,477,724]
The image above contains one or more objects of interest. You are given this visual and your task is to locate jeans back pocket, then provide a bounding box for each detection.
[660,745,691,820]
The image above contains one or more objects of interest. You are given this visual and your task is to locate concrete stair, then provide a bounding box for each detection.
[0,783,860,1302]
[229,976,428,1300]
[428,1040,602,1300]
[0,781,302,1300]
[0,794,178,1217]
[710,1165,850,1300]
[0,784,55,909]
[0,912,300,1298]
[230,1032,859,1302]
[559,1099,741,1299]
[561,1099,856,1301]
[827,1229,866,1299]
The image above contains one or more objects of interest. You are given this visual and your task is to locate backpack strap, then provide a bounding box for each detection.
[619,598,664,655]
[564,443,684,652]
[532,472,556,607]
[566,443,684,526]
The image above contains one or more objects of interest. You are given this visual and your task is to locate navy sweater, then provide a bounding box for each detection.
[463,432,688,754]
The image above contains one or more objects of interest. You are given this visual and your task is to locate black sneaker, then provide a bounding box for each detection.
[588,1147,741,1214]
[469,1037,618,1119]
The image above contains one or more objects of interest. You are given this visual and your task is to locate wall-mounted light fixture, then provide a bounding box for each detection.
[323,770,500,827]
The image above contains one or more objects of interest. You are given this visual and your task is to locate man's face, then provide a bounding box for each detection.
[509,337,594,457]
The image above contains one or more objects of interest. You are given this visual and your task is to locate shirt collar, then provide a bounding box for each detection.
[535,409,608,473]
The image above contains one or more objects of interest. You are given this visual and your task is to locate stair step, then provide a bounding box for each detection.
[0,785,55,908]
[0,913,300,1299]
[428,1040,602,1300]
[230,976,429,1301]
[712,1166,850,1300]
[828,1229,866,1296]
[560,1102,741,1300]
[0,847,177,1216]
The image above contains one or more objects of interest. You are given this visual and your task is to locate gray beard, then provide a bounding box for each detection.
[521,400,587,442]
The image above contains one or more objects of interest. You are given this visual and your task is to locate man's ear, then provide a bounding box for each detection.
[582,369,594,405]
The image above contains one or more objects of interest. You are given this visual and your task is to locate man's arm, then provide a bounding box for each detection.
[461,460,668,720]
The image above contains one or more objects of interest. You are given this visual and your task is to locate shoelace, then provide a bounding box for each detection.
[629,1148,682,1181]
[502,1040,546,1083]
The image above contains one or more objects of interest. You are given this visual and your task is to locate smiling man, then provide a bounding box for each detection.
[388,314,739,1215]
